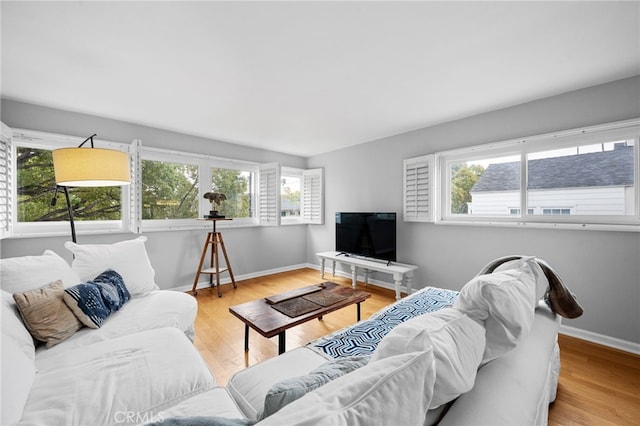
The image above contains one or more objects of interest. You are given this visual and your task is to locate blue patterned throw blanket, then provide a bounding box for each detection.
[308,287,459,359]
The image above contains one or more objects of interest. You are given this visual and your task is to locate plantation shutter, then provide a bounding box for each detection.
[259,162,281,226]
[0,122,13,239]
[403,154,435,222]
[301,168,323,224]
[128,139,142,233]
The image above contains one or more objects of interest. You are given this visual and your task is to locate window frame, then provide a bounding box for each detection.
[10,129,132,238]
[139,146,260,232]
[281,166,303,225]
[434,119,640,230]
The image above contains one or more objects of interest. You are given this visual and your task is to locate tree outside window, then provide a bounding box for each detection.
[17,147,121,222]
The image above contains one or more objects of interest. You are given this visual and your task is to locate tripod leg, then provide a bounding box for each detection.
[217,233,237,289]
[191,232,213,296]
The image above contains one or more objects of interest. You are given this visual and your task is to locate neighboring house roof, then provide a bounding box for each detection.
[471,145,634,192]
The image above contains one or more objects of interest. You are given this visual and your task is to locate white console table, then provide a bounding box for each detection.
[317,251,418,300]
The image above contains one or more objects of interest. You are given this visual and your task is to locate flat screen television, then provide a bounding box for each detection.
[335,212,397,262]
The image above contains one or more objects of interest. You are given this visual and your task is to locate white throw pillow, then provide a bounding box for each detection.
[258,350,436,426]
[0,250,81,293]
[65,236,159,295]
[372,307,485,409]
[1,290,35,360]
[454,257,538,364]
[493,257,549,301]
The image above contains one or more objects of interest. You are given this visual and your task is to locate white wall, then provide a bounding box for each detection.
[306,75,640,345]
[0,99,309,290]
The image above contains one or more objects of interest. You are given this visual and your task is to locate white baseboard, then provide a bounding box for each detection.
[559,324,640,355]
[170,263,310,293]
[171,264,640,356]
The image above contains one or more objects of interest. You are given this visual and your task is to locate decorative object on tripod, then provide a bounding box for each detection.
[203,192,226,218]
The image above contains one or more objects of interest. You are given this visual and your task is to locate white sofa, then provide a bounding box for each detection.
[154,256,580,426]
[1,237,217,426]
[2,243,580,426]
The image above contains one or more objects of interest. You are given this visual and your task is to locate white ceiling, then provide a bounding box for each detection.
[1,1,638,157]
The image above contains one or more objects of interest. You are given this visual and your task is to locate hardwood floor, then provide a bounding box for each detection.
[191,268,640,425]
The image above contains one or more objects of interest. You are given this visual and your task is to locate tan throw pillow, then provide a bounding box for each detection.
[13,280,82,347]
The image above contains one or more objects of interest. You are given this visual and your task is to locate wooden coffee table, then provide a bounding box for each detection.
[229,282,371,354]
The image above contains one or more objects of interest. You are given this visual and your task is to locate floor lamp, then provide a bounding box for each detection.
[51,134,130,243]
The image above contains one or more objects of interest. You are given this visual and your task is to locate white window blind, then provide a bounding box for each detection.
[403,154,435,222]
[0,122,12,239]
[301,168,323,224]
[259,162,281,226]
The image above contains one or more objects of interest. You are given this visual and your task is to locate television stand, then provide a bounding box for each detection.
[317,251,418,300]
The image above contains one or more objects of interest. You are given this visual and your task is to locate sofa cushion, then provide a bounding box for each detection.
[228,347,329,421]
[65,236,159,295]
[257,350,436,426]
[149,387,247,423]
[36,290,197,361]
[22,327,215,426]
[261,356,370,419]
[454,257,538,364]
[13,280,83,347]
[372,307,485,409]
[0,250,81,293]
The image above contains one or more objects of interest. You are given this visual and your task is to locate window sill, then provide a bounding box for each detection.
[436,219,640,232]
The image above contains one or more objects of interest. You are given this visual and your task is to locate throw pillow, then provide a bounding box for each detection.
[0,250,82,294]
[257,350,436,426]
[93,269,131,312]
[64,236,159,296]
[63,282,111,328]
[12,280,83,347]
[493,256,549,301]
[261,356,370,419]
[63,270,131,328]
[453,257,538,364]
[1,290,35,359]
[372,307,485,409]
[146,417,255,426]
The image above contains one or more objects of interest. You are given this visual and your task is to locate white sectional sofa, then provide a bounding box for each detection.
[1,237,216,425]
[147,256,579,426]
[2,240,581,426]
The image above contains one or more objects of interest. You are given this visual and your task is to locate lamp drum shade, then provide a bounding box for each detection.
[53,147,131,187]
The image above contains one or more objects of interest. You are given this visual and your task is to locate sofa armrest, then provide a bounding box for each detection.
[227,347,328,421]
[439,307,560,426]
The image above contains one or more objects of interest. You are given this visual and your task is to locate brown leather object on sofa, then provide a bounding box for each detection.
[478,255,584,319]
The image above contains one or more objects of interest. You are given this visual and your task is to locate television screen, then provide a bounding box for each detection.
[335,212,396,262]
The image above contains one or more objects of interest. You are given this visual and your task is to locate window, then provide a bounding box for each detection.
[281,167,301,223]
[449,154,520,216]
[9,129,130,237]
[141,158,199,220]
[527,141,635,217]
[403,119,639,230]
[259,164,323,226]
[210,167,254,219]
[2,124,323,238]
[140,147,258,231]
